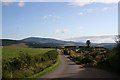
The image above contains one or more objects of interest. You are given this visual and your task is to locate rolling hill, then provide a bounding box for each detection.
[1,39,23,46]
[22,37,85,48]
[1,37,84,48]
[1,37,116,48]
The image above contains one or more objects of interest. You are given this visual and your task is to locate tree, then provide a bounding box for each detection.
[114,34,120,56]
[86,40,91,48]
[115,35,120,44]
[111,34,120,73]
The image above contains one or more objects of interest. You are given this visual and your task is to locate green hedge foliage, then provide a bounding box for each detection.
[2,50,59,78]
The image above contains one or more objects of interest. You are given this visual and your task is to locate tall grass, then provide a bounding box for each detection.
[2,47,59,78]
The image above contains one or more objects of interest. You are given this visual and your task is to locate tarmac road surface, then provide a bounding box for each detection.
[38,50,119,80]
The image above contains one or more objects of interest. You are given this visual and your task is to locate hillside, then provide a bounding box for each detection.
[1,39,23,46]
[23,37,85,48]
[1,37,116,48]
[1,37,83,48]
[22,37,83,45]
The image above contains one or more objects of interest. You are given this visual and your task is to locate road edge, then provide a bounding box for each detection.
[28,55,60,79]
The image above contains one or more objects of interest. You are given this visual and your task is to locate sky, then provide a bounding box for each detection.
[1,0,118,40]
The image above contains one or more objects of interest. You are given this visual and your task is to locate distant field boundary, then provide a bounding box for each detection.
[28,55,60,78]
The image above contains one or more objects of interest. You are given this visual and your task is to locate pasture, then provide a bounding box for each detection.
[2,47,59,78]
[2,46,54,60]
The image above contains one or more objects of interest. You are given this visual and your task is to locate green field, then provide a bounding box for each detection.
[2,46,54,60]
[2,47,59,78]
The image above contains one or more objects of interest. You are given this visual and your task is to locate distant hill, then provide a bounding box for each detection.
[1,37,84,48]
[22,37,85,47]
[22,37,82,44]
[1,39,23,46]
[1,37,116,48]
[22,37,68,44]
[95,43,116,49]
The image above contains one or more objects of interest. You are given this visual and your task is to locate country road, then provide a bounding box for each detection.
[38,50,119,80]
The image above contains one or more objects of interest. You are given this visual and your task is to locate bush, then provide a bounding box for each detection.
[63,49,69,55]
[110,43,120,73]
[2,50,59,78]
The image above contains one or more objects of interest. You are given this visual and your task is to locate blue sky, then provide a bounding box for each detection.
[2,1,118,40]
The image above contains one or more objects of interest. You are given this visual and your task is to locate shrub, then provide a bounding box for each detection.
[2,50,59,78]
[63,49,69,55]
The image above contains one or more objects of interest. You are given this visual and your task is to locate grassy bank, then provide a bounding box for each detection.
[29,54,60,78]
[2,47,59,79]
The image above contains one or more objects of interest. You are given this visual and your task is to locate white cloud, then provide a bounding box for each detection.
[1,0,13,5]
[93,38,114,43]
[67,34,116,43]
[54,28,70,39]
[78,12,84,15]
[43,15,60,21]
[76,26,83,30]
[1,0,12,2]
[78,7,112,16]
[102,7,109,11]
[70,0,119,6]
[55,29,69,34]
[18,0,24,7]
[54,26,84,39]
[86,8,97,13]
[2,0,25,7]
[86,7,111,13]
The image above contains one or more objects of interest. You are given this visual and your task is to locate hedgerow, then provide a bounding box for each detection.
[2,50,59,78]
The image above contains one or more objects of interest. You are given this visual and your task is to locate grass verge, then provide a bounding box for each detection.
[28,55,60,79]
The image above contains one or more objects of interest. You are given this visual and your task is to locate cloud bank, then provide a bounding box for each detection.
[67,35,116,43]
[69,0,119,6]
[2,0,119,7]
[18,0,24,7]
[2,0,25,7]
